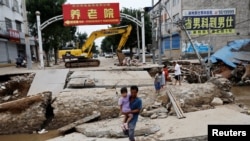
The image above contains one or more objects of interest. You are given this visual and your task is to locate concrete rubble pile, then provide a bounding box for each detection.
[0,91,52,134]
[119,57,143,66]
[141,77,235,116]
[0,73,35,103]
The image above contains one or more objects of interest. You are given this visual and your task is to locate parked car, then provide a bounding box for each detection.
[134,52,153,59]
[104,53,113,58]
[93,53,98,58]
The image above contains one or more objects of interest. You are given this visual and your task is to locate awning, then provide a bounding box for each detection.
[208,39,250,68]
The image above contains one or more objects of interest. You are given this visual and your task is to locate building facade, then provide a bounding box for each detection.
[151,0,250,60]
[0,0,36,64]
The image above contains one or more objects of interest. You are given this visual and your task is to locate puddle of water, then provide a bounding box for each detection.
[0,130,60,141]
[231,86,250,108]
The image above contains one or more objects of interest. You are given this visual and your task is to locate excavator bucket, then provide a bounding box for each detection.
[116,50,126,66]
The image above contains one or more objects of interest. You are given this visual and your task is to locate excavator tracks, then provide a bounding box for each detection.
[65,59,100,68]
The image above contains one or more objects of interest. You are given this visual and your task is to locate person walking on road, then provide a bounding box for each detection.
[154,70,162,94]
[123,85,142,141]
[173,61,182,85]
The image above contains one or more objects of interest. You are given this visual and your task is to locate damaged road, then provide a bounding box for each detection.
[0,56,249,141]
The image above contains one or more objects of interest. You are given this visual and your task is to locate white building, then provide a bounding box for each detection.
[0,0,36,64]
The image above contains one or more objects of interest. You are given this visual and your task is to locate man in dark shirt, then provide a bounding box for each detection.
[123,85,142,141]
[16,55,23,67]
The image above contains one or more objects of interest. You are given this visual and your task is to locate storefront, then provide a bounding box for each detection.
[0,29,10,63]
[162,33,181,50]
[0,29,36,64]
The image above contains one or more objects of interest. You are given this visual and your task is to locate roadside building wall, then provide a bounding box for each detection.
[151,0,250,60]
[0,0,37,64]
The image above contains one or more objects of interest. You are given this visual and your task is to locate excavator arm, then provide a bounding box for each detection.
[116,25,132,65]
[81,25,132,58]
[64,25,132,68]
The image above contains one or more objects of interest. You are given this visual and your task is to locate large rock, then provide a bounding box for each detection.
[172,83,220,107]
[0,91,51,134]
[75,116,160,138]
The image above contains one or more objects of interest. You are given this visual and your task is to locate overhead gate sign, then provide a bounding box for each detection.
[62,3,120,26]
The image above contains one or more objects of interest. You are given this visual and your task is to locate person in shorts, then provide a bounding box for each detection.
[173,61,182,85]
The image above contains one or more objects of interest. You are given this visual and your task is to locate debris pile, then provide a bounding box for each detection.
[0,73,35,103]
[0,91,52,134]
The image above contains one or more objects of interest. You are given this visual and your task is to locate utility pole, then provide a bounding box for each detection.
[207,24,211,79]
[141,10,146,64]
[151,0,156,64]
[136,11,141,60]
[23,0,32,69]
[158,2,162,65]
[177,20,210,79]
[169,2,172,59]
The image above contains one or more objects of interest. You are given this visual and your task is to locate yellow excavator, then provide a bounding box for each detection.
[60,25,132,68]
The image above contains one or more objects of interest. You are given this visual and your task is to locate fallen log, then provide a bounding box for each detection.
[57,111,101,134]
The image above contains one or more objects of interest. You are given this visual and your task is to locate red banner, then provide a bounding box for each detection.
[8,29,20,43]
[62,3,120,26]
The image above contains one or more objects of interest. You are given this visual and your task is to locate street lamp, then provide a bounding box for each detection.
[36,11,44,69]
[140,8,146,64]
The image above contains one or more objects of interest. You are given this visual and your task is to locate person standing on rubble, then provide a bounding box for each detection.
[173,61,182,85]
[160,68,166,88]
[122,85,142,141]
[163,65,169,83]
[154,70,162,94]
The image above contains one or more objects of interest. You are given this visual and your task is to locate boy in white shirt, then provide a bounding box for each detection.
[173,61,182,85]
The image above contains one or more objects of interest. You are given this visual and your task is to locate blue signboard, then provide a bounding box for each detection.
[183,41,213,53]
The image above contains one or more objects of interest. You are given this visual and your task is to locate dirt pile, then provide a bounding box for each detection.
[0,73,35,103]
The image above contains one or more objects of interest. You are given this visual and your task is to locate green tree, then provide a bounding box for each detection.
[75,32,88,49]
[75,31,99,54]
[26,0,76,66]
[101,8,152,57]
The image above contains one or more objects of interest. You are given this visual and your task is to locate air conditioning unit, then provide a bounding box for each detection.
[0,0,5,5]
[12,6,17,11]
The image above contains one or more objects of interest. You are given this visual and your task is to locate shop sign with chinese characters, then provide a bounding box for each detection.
[62,3,120,26]
[8,29,20,43]
[182,8,236,35]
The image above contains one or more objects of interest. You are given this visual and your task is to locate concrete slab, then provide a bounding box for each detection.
[70,71,152,79]
[67,71,154,88]
[27,69,69,95]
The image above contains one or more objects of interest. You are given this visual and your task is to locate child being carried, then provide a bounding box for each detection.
[118,87,133,130]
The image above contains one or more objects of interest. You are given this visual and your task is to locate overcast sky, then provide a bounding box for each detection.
[66,0,155,47]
